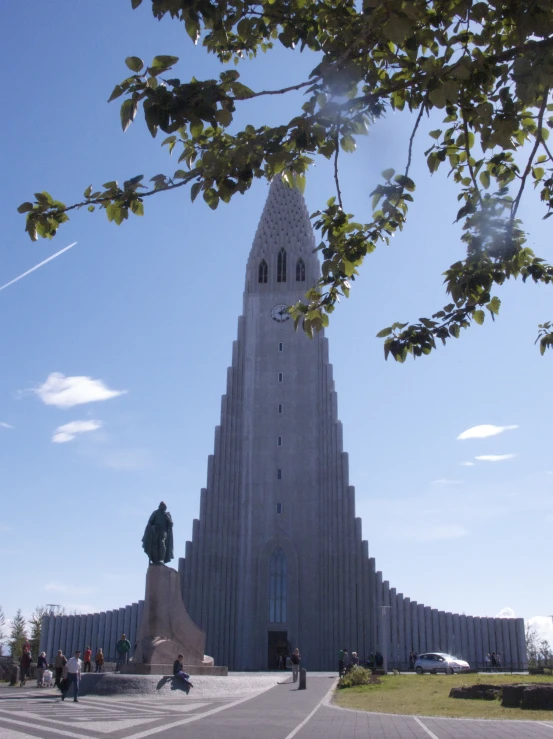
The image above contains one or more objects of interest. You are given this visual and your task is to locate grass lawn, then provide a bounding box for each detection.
[334,673,553,720]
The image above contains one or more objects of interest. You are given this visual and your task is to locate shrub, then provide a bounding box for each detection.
[338,666,373,689]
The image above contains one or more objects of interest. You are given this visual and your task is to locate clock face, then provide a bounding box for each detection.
[271,304,291,323]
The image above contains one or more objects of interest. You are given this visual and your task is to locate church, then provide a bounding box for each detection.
[40,178,528,672]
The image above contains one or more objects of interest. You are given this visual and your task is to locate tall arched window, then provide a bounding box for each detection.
[258,259,268,284]
[277,248,287,283]
[269,548,287,622]
[296,258,305,282]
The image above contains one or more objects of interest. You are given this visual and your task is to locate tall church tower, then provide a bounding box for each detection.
[38,177,528,672]
[178,177,527,672]
[179,176,366,670]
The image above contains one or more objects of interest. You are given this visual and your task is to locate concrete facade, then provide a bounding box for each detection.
[39,178,528,671]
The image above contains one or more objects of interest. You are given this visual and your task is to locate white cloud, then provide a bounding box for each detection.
[475,454,516,462]
[415,524,469,542]
[52,419,102,443]
[496,606,515,618]
[0,422,13,429]
[457,424,518,440]
[528,616,553,645]
[33,372,126,408]
[459,461,474,466]
[431,478,462,485]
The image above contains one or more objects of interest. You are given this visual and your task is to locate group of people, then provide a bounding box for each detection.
[485,652,502,669]
[338,648,362,676]
[16,632,133,699]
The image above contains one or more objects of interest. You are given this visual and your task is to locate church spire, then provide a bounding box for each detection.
[246,176,319,293]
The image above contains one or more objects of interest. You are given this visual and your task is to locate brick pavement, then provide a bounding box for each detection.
[1,675,553,739]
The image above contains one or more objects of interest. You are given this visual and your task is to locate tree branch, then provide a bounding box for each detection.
[512,89,550,220]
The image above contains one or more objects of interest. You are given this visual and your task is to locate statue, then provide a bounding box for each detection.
[142,501,174,564]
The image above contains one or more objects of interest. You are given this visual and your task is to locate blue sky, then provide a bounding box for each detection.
[1,2,552,647]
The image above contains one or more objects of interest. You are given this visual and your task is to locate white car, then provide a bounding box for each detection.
[414,652,470,674]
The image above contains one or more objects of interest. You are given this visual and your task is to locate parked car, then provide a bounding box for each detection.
[414,652,470,674]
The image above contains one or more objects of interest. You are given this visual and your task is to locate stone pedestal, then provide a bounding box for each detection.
[125,564,206,669]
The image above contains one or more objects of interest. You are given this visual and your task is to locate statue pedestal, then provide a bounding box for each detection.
[125,564,208,668]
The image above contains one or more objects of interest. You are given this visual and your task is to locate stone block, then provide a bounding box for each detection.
[449,684,501,701]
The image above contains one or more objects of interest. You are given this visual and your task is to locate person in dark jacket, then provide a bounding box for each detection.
[36,652,48,687]
[173,654,193,691]
[54,651,67,688]
[19,649,32,686]
[290,648,301,682]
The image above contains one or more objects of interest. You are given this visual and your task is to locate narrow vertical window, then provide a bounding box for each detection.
[269,548,287,622]
[277,469,282,480]
[278,404,283,414]
[258,259,268,283]
[296,258,305,282]
[278,372,283,382]
[277,436,282,447]
[278,342,283,352]
[277,248,287,283]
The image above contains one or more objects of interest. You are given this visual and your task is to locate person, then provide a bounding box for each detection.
[485,653,491,670]
[95,648,104,673]
[83,646,92,673]
[290,648,301,682]
[63,650,82,702]
[19,648,32,686]
[491,652,497,669]
[343,649,351,673]
[351,651,359,667]
[54,650,67,688]
[409,651,416,670]
[338,647,345,677]
[375,650,384,668]
[173,654,193,690]
[36,652,48,687]
[142,501,174,564]
[496,652,502,668]
[116,634,131,671]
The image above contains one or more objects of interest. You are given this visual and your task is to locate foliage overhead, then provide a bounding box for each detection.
[18,0,553,360]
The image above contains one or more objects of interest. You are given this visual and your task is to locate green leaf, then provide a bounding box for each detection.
[429,129,442,140]
[120,99,136,133]
[376,327,393,338]
[487,296,501,315]
[190,182,202,202]
[125,56,144,73]
[17,202,34,214]
[151,55,179,72]
[88,205,95,212]
[131,0,143,8]
[340,135,356,153]
[473,309,485,325]
[107,85,125,103]
[83,185,92,198]
[190,118,203,139]
[130,199,144,216]
[382,168,395,181]
[479,171,490,188]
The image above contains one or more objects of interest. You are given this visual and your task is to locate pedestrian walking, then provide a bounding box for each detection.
[36,652,48,687]
[95,648,104,673]
[338,647,346,677]
[63,650,82,702]
[115,634,131,672]
[290,648,301,682]
[54,650,67,688]
[19,649,32,687]
[83,646,92,673]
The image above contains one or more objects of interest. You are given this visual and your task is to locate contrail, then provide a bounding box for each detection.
[0,242,78,292]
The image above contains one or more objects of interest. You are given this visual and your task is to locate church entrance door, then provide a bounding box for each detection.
[268,630,288,670]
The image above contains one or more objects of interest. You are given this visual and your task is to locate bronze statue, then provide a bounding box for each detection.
[142,501,174,564]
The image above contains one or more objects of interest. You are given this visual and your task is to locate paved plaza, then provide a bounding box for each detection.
[0,675,552,739]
